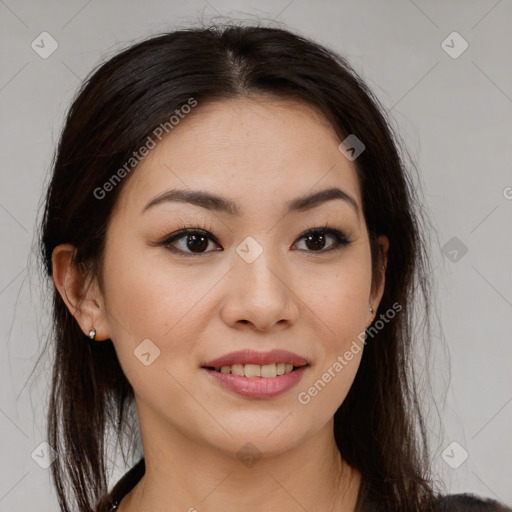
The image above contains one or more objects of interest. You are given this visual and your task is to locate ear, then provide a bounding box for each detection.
[51,243,110,341]
[368,234,389,323]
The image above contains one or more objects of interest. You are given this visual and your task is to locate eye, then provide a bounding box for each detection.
[162,229,222,256]
[292,227,352,253]
[158,226,351,257]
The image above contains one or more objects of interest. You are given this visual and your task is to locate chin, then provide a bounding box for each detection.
[200,420,307,459]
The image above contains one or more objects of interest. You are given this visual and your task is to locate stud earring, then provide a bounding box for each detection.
[88,328,97,340]
[369,304,374,314]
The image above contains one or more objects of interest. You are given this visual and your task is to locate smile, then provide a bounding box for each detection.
[207,363,297,378]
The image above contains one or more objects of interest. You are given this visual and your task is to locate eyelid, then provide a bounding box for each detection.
[291,226,352,253]
[162,228,222,256]
[158,224,352,256]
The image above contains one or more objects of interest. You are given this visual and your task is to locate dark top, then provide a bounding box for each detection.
[96,457,511,511]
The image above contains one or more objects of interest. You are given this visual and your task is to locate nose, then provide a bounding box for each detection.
[219,245,300,332]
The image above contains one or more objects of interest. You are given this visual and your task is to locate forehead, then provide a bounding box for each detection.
[115,96,362,216]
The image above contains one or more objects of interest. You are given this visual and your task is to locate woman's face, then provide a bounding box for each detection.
[95,96,387,456]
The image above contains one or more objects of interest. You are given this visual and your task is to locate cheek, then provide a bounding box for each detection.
[297,319,365,427]
[298,251,373,341]
[294,252,371,416]
[102,236,216,339]
[101,251,205,412]
[101,240,232,400]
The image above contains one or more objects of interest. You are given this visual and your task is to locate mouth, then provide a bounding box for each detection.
[203,362,306,378]
[201,349,309,397]
[201,349,309,378]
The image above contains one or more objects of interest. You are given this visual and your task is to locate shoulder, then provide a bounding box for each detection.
[434,492,512,511]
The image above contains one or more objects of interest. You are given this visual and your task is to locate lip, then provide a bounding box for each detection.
[201,349,309,400]
[203,365,308,399]
[202,349,309,368]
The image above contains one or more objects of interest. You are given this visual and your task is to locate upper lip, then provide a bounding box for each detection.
[202,349,309,368]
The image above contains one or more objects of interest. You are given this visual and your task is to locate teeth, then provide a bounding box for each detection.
[261,364,276,378]
[214,363,297,377]
[245,364,261,377]
[231,364,244,376]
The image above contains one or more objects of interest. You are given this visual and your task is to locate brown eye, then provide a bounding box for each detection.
[162,229,221,255]
[184,233,209,252]
[293,228,351,253]
[304,231,327,251]
[160,227,351,257]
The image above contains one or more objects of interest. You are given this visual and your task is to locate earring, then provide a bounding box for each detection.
[369,303,374,314]
[88,328,97,340]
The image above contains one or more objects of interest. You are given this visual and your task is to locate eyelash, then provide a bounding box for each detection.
[158,222,352,257]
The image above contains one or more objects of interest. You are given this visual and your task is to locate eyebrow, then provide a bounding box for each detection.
[141,186,359,218]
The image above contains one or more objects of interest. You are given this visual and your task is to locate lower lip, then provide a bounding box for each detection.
[203,366,308,399]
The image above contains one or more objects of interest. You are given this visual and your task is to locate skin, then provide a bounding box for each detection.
[52,96,389,512]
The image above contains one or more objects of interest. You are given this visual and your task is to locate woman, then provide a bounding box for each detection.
[38,24,510,511]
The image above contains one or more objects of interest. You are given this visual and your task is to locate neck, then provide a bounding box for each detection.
[119,401,361,512]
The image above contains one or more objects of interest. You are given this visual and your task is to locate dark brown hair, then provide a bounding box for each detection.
[39,22,440,511]
[436,494,512,512]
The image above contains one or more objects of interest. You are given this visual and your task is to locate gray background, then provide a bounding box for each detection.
[1,0,511,509]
